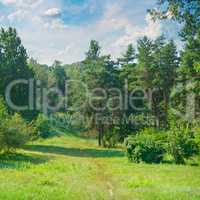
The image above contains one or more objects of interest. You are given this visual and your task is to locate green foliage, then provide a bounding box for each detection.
[0,97,8,120]
[149,0,200,40]
[51,60,67,93]
[35,114,52,138]
[103,127,119,148]
[125,129,166,163]
[0,100,31,152]
[0,27,33,119]
[193,124,200,149]
[118,44,136,65]
[86,40,101,60]
[0,113,30,153]
[168,124,199,164]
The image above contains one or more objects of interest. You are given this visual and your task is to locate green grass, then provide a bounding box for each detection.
[0,132,200,200]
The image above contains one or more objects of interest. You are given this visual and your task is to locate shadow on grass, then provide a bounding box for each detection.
[0,153,49,169]
[25,145,125,158]
[162,159,199,166]
[53,127,96,140]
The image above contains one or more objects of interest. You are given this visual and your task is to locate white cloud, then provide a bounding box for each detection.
[0,1,164,64]
[94,4,162,58]
[114,14,161,48]
[8,9,28,21]
[44,18,68,29]
[0,0,43,8]
[43,7,61,17]
[0,0,17,5]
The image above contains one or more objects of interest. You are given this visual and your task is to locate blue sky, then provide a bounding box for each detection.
[0,0,181,64]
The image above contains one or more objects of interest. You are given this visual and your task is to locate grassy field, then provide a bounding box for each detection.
[0,132,200,200]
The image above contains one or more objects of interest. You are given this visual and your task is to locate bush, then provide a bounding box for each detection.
[103,127,119,148]
[0,113,30,153]
[193,125,200,149]
[168,124,199,164]
[137,128,168,142]
[0,97,8,120]
[125,129,166,163]
[35,114,51,138]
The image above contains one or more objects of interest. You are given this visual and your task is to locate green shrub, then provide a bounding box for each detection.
[27,121,38,141]
[0,97,8,120]
[138,128,167,142]
[35,114,51,138]
[103,127,119,148]
[0,113,30,153]
[193,125,200,149]
[168,124,199,164]
[125,129,166,163]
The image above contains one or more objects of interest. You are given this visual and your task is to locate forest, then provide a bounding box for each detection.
[0,0,200,199]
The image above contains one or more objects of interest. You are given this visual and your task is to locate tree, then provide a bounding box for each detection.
[154,38,179,127]
[83,56,119,146]
[137,36,155,95]
[29,58,49,88]
[136,36,179,128]
[68,40,120,146]
[149,0,200,41]
[51,60,67,94]
[118,44,138,138]
[118,44,136,65]
[150,0,200,121]
[86,40,101,60]
[0,27,33,118]
[137,37,156,124]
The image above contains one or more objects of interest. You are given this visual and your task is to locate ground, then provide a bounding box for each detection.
[0,132,200,200]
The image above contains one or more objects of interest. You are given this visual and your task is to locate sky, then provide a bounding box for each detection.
[0,0,181,65]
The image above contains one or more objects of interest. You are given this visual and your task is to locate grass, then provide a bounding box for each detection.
[0,132,200,200]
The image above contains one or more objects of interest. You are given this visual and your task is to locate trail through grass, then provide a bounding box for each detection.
[0,133,200,200]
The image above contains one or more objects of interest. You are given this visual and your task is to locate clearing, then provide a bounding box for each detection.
[0,132,200,200]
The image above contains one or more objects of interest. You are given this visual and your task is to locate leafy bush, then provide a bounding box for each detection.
[193,124,200,149]
[125,129,166,163]
[138,128,167,142]
[168,124,199,164]
[0,113,30,153]
[0,97,8,120]
[35,114,51,138]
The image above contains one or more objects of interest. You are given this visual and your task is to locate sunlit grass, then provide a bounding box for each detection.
[0,133,200,200]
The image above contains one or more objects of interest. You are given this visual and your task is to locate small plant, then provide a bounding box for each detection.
[0,113,30,153]
[35,114,52,138]
[168,124,199,164]
[0,97,8,120]
[125,129,166,163]
[193,123,200,149]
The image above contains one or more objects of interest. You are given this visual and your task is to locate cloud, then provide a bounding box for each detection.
[0,0,17,5]
[0,0,43,8]
[0,0,176,65]
[24,2,162,64]
[0,15,5,22]
[94,3,162,58]
[113,13,161,47]
[8,9,28,21]
[44,18,68,29]
[43,7,61,18]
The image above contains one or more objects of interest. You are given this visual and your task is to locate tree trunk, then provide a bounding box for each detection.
[98,120,104,146]
[98,129,102,146]
[163,91,168,128]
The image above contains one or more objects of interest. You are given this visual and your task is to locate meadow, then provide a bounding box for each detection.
[0,131,200,200]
